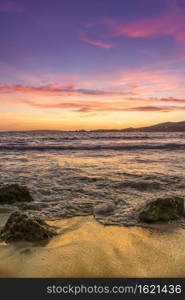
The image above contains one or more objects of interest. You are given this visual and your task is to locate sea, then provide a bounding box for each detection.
[0,130,185,226]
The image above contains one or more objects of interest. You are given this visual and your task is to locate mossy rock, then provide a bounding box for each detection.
[0,211,57,243]
[139,197,184,223]
[0,184,33,204]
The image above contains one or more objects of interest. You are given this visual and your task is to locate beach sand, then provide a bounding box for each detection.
[0,214,185,277]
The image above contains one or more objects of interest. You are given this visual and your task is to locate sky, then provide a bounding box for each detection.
[1,0,185,130]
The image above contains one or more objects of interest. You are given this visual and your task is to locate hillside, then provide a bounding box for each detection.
[123,121,185,132]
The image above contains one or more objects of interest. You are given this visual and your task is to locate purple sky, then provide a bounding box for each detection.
[1,0,185,130]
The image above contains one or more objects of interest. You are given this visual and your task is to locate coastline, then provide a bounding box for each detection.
[0,214,185,278]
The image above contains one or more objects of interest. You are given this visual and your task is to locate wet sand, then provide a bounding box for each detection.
[0,214,185,277]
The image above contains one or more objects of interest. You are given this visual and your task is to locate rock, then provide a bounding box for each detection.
[139,197,184,223]
[116,180,161,191]
[16,202,41,211]
[0,184,33,204]
[0,211,57,243]
[93,203,115,215]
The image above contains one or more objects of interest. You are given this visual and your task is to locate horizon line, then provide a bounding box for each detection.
[0,120,185,133]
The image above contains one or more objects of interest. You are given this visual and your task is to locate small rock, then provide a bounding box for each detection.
[139,197,184,223]
[93,203,115,215]
[0,211,57,243]
[116,180,161,191]
[0,184,33,204]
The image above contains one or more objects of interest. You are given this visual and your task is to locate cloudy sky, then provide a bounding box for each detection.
[1,0,185,130]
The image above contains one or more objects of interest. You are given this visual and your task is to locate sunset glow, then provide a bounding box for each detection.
[1,0,185,130]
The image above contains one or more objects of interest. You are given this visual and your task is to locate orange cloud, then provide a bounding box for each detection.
[6,97,185,113]
[126,96,185,104]
[1,68,185,115]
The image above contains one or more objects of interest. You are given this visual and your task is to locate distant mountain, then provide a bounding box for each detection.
[2,121,185,133]
[123,121,185,132]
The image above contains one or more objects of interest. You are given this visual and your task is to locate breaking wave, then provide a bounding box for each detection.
[0,143,184,152]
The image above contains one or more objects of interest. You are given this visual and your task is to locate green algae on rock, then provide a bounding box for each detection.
[0,211,57,243]
[0,184,33,204]
[139,197,184,223]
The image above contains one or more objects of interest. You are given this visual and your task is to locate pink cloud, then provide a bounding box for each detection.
[0,82,135,97]
[80,34,113,49]
[0,82,76,96]
[2,71,185,114]
[125,106,185,112]
[1,64,185,105]
[160,97,185,104]
[112,68,185,97]
[0,0,24,13]
[107,6,185,43]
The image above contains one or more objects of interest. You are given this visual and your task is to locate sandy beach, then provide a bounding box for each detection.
[0,214,185,278]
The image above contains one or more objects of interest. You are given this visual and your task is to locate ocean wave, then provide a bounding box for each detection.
[0,135,161,143]
[0,143,184,151]
[39,135,153,141]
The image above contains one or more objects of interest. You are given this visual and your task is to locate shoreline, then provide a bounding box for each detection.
[0,214,185,278]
